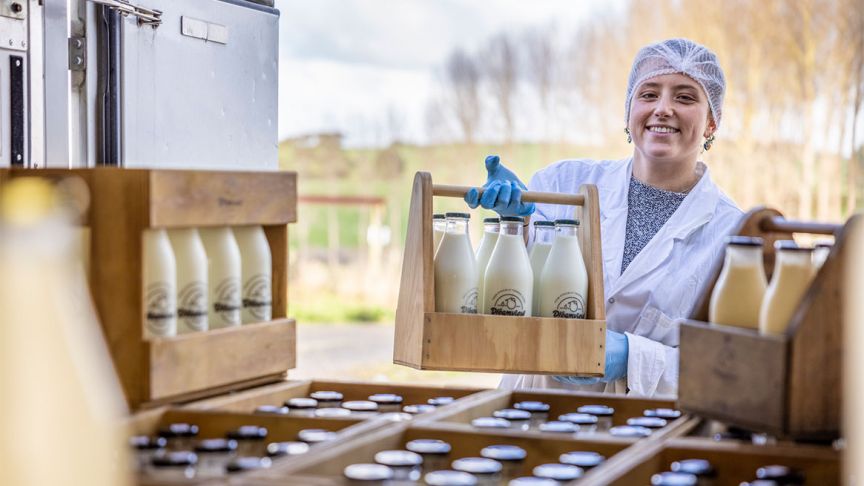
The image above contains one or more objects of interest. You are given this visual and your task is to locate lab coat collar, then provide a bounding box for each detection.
[604,159,720,296]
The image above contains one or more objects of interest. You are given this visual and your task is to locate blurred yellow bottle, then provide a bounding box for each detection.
[0,178,131,486]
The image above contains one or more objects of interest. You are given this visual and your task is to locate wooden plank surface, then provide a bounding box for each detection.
[148,169,297,227]
[264,225,289,318]
[678,320,787,434]
[149,319,296,401]
[182,380,311,411]
[393,172,433,368]
[418,312,605,375]
[576,183,606,321]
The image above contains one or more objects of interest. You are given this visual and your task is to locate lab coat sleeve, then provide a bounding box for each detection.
[625,332,678,396]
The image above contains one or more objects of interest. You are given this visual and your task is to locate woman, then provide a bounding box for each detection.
[465,38,742,397]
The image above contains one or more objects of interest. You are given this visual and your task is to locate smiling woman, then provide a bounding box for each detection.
[466,38,743,397]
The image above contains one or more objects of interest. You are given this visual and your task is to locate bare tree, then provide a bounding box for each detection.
[443,48,482,143]
[522,25,557,140]
[482,33,520,144]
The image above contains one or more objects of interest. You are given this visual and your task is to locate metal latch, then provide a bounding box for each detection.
[68,36,86,71]
[86,0,161,26]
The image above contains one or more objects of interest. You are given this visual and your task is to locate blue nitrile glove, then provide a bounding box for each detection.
[553,330,629,385]
[464,155,535,217]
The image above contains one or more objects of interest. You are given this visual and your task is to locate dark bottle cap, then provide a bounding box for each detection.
[651,471,698,486]
[255,405,290,415]
[423,470,478,486]
[756,464,804,483]
[539,421,579,433]
[428,396,455,406]
[195,438,238,453]
[451,457,503,475]
[560,451,605,468]
[576,404,614,416]
[285,397,318,409]
[558,413,598,425]
[226,425,268,441]
[627,416,668,429]
[774,240,812,252]
[267,441,310,457]
[514,400,551,413]
[492,408,531,421]
[374,450,423,467]
[609,425,653,438]
[129,435,167,450]
[500,216,524,222]
[298,428,337,443]
[554,219,580,226]
[310,390,344,402]
[151,451,198,467]
[508,478,558,486]
[480,444,527,461]
[368,393,404,404]
[433,214,446,220]
[671,459,716,477]
[403,404,437,414]
[727,236,764,247]
[406,439,452,455]
[471,417,511,428]
[225,456,272,473]
[533,463,583,481]
[343,400,379,412]
[534,220,555,227]
[484,217,501,224]
[445,212,470,219]
[644,408,682,419]
[344,463,394,481]
[158,423,199,438]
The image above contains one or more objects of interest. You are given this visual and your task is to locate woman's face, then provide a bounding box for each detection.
[628,73,715,166]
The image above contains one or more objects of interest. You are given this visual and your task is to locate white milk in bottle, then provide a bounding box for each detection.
[759,241,816,335]
[529,220,555,316]
[432,213,446,256]
[709,236,767,329]
[168,228,208,333]
[475,217,499,309]
[143,229,177,337]
[434,212,478,313]
[539,219,589,319]
[199,227,242,328]
[233,225,273,323]
[484,216,532,316]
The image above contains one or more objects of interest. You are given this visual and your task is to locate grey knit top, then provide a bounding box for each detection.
[621,176,688,273]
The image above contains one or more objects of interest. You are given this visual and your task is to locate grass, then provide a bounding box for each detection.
[290,291,394,324]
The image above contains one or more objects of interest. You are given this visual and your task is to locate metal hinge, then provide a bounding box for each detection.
[86,0,161,26]
[68,36,86,71]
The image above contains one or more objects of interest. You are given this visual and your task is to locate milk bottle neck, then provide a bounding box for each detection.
[726,244,764,267]
[483,222,500,235]
[776,248,814,268]
[500,220,524,237]
[433,219,447,232]
[555,225,578,238]
[534,226,555,243]
[446,218,470,235]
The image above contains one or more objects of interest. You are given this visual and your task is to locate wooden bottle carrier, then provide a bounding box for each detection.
[678,208,860,440]
[394,171,606,376]
[2,168,298,410]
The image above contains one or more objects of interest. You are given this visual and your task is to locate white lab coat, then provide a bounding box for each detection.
[499,157,742,397]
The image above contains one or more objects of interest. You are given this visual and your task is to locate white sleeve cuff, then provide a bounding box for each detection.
[625,332,679,397]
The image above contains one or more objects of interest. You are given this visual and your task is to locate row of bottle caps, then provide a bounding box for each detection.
[143,226,272,338]
[709,236,832,335]
[433,213,589,319]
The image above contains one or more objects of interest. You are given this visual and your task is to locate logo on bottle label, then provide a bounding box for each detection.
[145,282,176,335]
[460,287,478,314]
[213,277,241,325]
[177,281,208,331]
[552,292,586,319]
[242,274,273,321]
[489,289,527,316]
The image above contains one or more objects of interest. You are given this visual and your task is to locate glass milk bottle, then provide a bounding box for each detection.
[539,219,589,319]
[484,216,533,316]
[759,241,817,335]
[143,229,178,337]
[432,214,446,256]
[233,226,273,323]
[434,212,478,313]
[199,227,242,328]
[709,236,767,329]
[475,217,500,309]
[168,229,208,333]
[529,221,555,316]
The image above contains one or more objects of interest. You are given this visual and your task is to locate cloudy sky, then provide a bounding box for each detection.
[274,0,615,146]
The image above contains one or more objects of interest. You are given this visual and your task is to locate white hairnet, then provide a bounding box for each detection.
[624,38,726,128]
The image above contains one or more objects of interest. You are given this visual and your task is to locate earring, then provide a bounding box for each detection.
[625,128,632,144]
[703,134,715,151]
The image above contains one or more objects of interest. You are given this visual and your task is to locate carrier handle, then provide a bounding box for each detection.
[759,216,840,236]
[432,184,585,206]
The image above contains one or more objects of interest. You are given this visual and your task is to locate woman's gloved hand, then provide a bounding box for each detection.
[464,155,536,217]
[553,330,629,385]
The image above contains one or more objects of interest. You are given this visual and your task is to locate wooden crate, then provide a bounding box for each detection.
[585,437,840,486]
[4,168,298,410]
[433,388,679,431]
[678,208,860,440]
[394,171,606,376]
[127,407,393,486]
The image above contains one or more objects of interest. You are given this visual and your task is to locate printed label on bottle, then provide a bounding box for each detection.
[242,274,273,321]
[177,281,208,331]
[460,288,478,314]
[552,292,586,319]
[145,282,176,335]
[213,278,241,325]
[489,289,527,316]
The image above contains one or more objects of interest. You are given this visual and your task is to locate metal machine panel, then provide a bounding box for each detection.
[119,0,279,171]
